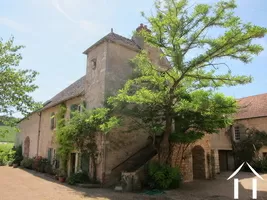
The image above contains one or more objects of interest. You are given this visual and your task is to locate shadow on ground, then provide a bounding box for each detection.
[167,172,267,200]
[18,167,171,200]
[15,168,267,200]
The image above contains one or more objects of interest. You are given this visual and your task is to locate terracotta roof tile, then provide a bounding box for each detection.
[235,93,267,120]
[83,32,140,54]
[41,76,85,110]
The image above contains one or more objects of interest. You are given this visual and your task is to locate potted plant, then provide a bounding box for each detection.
[53,169,59,180]
[8,161,13,167]
[12,162,18,168]
[58,168,66,183]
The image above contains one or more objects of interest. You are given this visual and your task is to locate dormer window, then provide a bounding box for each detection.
[91,58,97,70]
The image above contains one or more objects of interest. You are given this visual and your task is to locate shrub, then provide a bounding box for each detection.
[147,161,182,190]
[44,163,54,175]
[0,144,15,165]
[251,158,267,173]
[32,156,48,172]
[20,158,34,169]
[67,171,90,185]
[12,145,23,165]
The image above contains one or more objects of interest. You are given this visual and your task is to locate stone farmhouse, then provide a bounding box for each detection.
[16,24,267,186]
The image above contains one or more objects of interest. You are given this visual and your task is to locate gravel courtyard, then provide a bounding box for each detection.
[0,166,267,200]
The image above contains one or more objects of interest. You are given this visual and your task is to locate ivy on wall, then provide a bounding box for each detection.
[231,127,267,168]
[55,105,119,181]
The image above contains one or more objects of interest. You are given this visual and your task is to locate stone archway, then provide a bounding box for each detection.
[192,145,205,180]
[24,136,30,158]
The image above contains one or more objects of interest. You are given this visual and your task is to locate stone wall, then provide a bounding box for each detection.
[171,134,213,182]
[17,112,40,158]
[38,96,84,157]
[104,117,149,173]
[85,42,107,109]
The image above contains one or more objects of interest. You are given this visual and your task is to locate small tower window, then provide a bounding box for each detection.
[91,58,97,70]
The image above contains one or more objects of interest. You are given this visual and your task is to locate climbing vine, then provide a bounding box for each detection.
[56,106,119,181]
[55,103,68,172]
[231,127,267,168]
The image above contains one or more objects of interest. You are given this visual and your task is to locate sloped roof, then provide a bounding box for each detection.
[235,93,267,120]
[41,76,85,110]
[83,32,140,54]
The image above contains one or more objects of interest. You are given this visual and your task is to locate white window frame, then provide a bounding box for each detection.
[234,126,241,141]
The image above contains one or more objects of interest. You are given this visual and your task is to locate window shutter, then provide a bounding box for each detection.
[83,101,87,109]
[48,148,52,163]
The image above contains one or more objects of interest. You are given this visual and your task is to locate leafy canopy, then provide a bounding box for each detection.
[0,37,40,128]
[109,0,267,163]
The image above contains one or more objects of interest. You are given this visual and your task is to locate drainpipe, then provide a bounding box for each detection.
[37,111,42,156]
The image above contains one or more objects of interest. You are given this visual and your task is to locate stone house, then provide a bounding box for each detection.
[16,23,267,185]
[16,24,167,186]
[175,93,267,182]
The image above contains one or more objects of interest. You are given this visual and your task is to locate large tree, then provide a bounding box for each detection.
[109,0,267,164]
[0,37,39,129]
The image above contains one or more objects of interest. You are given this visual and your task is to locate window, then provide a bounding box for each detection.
[48,148,53,163]
[234,126,241,141]
[50,112,55,130]
[91,58,97,70]
[263,152,267,158]
[70,104,78,118]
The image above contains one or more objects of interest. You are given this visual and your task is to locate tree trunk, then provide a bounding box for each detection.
[158,115,172,165]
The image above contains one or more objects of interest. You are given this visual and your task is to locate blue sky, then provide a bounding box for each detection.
[0,0,267,104]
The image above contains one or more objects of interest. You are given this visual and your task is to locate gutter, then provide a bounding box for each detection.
[37,111,42,156]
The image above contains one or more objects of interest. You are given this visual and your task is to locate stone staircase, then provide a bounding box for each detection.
[104,142,157,187]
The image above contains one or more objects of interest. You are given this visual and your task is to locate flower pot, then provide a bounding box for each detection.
[59,177,65,183]
[13,163,18,168]
[54,175,59,180]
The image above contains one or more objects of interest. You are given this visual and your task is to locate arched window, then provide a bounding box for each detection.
[24,136,30,158]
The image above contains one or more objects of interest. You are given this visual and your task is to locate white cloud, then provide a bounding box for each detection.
[51,0,105,33]
[0,17,30,33]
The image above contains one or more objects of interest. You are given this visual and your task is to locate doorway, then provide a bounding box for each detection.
[192,145,206,179]
[219,150,234,172]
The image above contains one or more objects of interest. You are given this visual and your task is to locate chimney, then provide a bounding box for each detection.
[132,23,151,49]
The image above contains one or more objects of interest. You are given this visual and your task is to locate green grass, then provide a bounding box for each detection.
[0,126,16,143]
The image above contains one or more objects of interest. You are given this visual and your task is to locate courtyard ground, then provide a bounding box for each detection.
[0,166,267,200]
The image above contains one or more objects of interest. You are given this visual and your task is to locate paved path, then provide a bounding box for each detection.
[1,166,267,200]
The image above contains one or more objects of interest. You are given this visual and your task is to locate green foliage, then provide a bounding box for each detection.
[147,161,182,189]
[12,145,23,165]
[56,103,67,129]
[44,163,54,175]
[0,126,17,142]
[232,128,267,167]
[251,157,267,173]
[108,0,267,164]
[0,37,41,134]
[32,156,48,172]
[56,107,119,180]
[20,158,34,169]
[67,171,90,185]
[0,143,15,166]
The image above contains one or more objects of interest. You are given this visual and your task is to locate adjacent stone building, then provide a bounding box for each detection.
[172,93,267,182]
